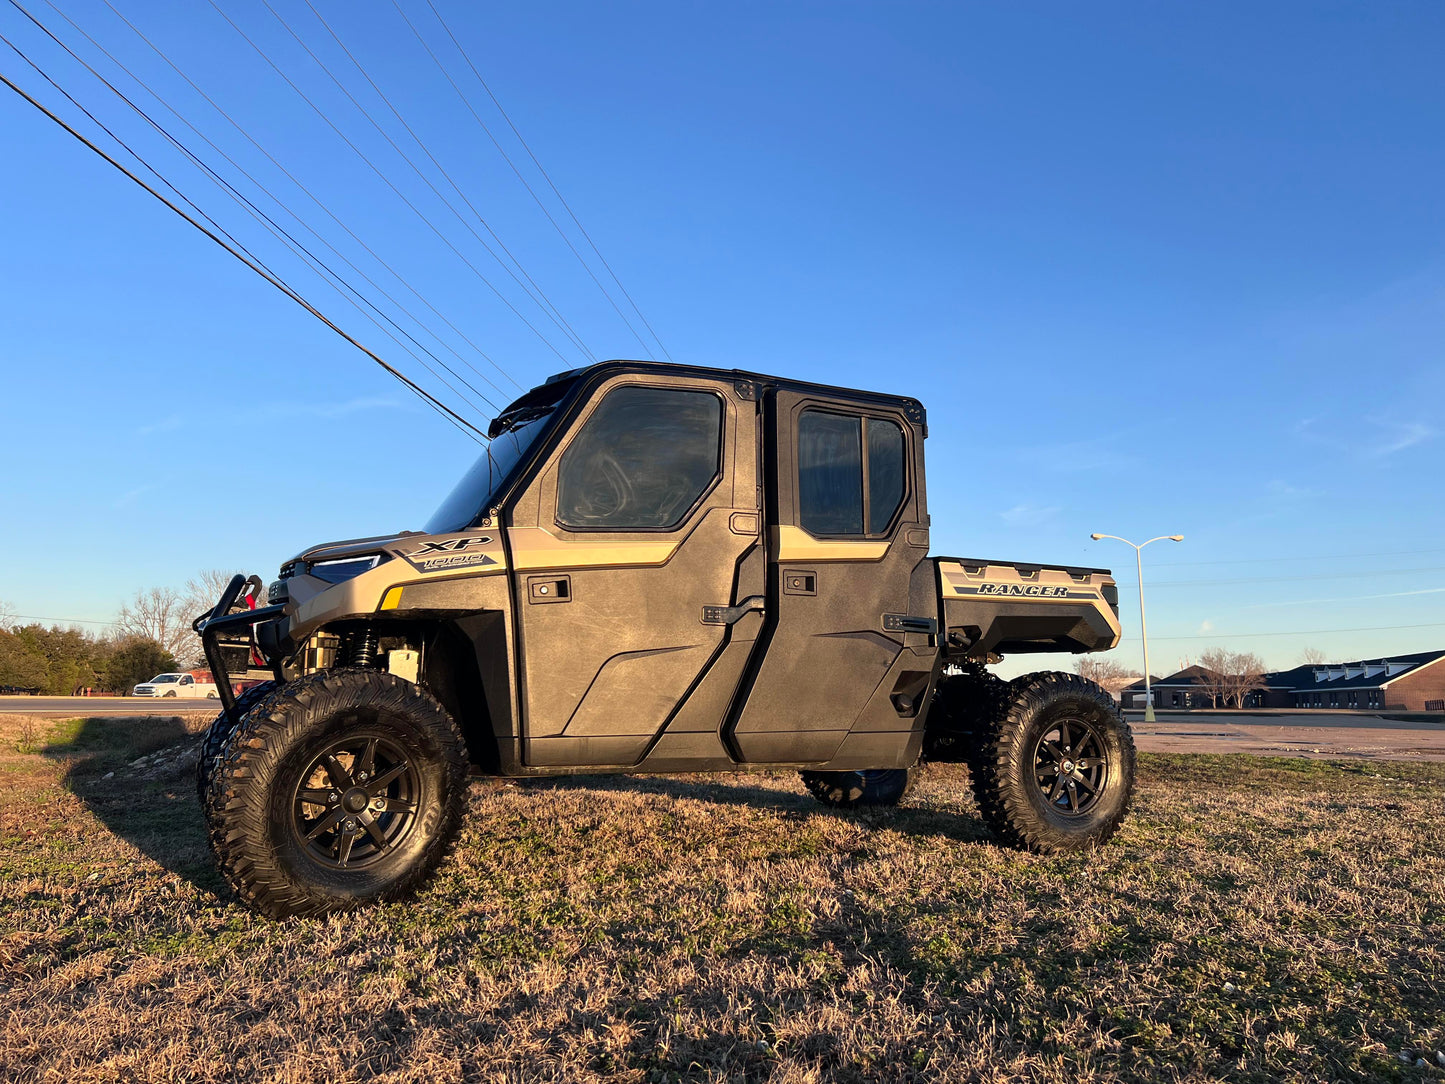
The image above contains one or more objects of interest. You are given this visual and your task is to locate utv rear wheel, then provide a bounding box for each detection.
[204,669,469,919]
[801,767,915,808]
[969,672,1134,853]
[195,681,277,806]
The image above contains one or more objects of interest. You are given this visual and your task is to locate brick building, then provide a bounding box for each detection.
[1262,650,1445,711]
[1119,650,1445,711]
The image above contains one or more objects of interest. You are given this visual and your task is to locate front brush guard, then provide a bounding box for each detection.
[195,573,285,712]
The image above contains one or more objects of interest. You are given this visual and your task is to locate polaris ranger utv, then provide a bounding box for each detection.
[197,361,1133,918]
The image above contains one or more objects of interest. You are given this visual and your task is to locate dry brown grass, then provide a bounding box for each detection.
[1,711,1442,1083]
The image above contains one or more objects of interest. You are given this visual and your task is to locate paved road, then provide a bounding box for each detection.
[0,696,221,716]
[1130,710,1445,761]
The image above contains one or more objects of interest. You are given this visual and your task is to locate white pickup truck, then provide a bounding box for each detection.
[132,672,218,699]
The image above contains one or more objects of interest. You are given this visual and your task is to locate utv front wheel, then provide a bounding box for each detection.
[969,672,1135,853]
[205,669,469,919]
[801,767,916,808]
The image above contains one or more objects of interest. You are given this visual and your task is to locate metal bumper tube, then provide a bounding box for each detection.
[196,574,286,712]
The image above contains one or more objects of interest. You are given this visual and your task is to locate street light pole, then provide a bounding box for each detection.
[1090,532,1184,723]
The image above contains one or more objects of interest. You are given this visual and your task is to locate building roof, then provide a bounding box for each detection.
[1150,665,1224,688]
[1120,677,1163,692]
[1257,664,1316,690]
[1263,650,1445,693]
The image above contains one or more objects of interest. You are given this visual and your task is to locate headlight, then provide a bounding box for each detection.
[268,579,289,605]
[308,555,383,585]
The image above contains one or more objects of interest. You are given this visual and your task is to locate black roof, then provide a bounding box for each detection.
[492,360,927,437]
[1256,664,1317,690]
[1263,650,1445,692]
[1121,677,1163,692]
[1151,665,1223,688]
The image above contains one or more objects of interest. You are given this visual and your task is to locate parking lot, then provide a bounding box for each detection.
[1130,709,1445,761]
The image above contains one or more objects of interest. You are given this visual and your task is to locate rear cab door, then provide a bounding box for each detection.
[728,387,938,767]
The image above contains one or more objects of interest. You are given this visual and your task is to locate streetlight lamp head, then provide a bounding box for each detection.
[1090,533,1103,540]
[1169,535,1184,542]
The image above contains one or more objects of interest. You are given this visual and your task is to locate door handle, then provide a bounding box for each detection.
[701,596,765,626]
[782,570,817,596]
[527,575,571,604]
[883,613,937,635]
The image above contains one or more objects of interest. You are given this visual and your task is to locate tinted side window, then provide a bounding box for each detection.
[798,412,864,535]
[556,386,722,530]
[866,418,906,532]
[798,410,908,537]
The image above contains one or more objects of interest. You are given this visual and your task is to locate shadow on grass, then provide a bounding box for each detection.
[524,769,996,844]
[40,715,225,897]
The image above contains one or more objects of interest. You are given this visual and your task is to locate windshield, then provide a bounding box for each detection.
[424,414,552,534]
[151,674,181,683]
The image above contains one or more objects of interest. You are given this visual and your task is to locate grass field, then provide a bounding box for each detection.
[1,711,1442,1083]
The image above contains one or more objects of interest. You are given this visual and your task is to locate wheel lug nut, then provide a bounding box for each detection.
[343,817,356,831]
[328,792,339,803]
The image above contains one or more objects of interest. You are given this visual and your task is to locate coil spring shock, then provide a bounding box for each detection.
[342,625,378,668]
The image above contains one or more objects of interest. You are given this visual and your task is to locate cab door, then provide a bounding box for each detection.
[505,374,763,767]
[728,390,933,765]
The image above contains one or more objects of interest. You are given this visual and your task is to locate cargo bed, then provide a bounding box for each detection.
[934,557,1121,658]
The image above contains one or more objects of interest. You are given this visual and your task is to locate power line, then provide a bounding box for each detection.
[419,0,674,362]
[1142,546,1445,571]
[0,54,487,443]
[293,0,598,366]
[392,0,660,362]
[1151,622,1445,642]
[89,0,523,403]
[9,613,120,627]
[1114,565,1445,590]
[10,0,503,419]
[207,0,572,372]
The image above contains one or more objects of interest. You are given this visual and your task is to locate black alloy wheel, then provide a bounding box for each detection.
[1031,715,1108,816]
[204,668,469,918]
[968,671,1135,853]
[292,734,421,869]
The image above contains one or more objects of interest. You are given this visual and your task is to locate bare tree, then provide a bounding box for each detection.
[1074,656,1142,699]
[113,571,246,668]
[1298,646,1328,667]
[115,586,196,665]
[0,598,14,631]
[1193,649,1229,707]
[1198,647,1267,709]
[183,570,242,622]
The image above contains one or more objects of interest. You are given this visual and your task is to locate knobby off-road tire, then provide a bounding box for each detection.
[204,668,469,919]
[969,671,1135,853]
[195,681,278,806]
[800,767,917,808]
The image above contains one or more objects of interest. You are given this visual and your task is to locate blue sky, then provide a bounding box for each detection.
[1,1,1442,676]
